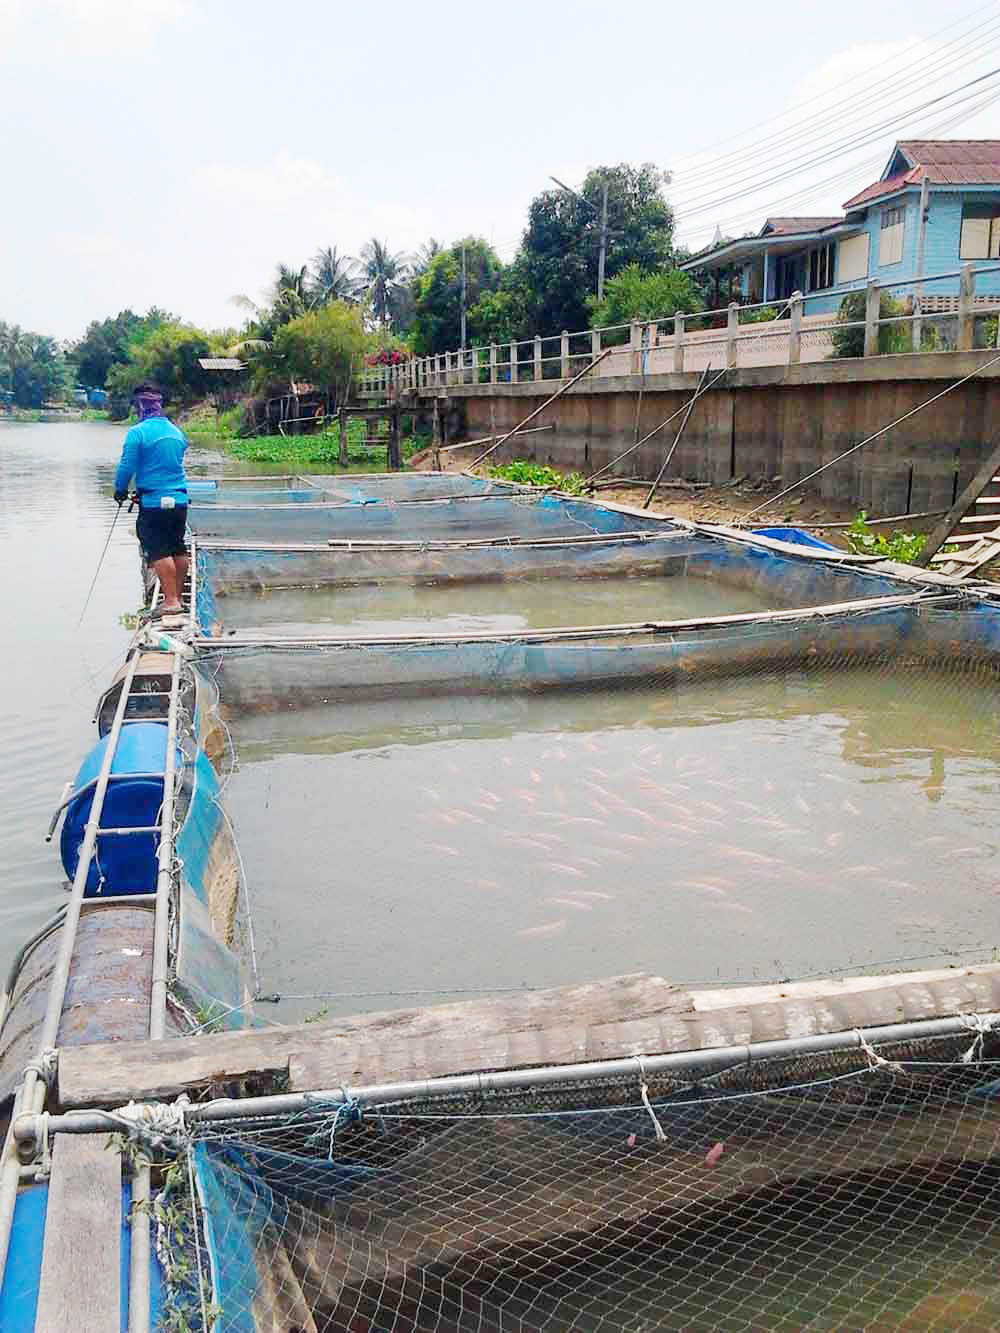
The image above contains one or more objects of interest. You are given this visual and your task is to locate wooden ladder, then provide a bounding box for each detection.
[916,437,1000,577]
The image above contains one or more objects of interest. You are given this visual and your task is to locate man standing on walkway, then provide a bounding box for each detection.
[114,383,189,619]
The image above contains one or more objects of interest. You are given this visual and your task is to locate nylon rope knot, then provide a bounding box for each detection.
[959,1012,995,1064]
[22,1047,58,1087]
[855,1030,905,1076]
[111,1094,191,1151]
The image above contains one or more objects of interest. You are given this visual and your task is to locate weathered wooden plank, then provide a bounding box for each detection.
[57,965,1000,1109]
[35,1134,121,1332]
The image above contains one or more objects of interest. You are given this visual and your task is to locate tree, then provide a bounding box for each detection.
[515,163,676,336]
[309,246,360,305]
[587,264,699,332]
[356,239,411,330]
[66,308,173,388]
[231,262,317,344]
[410,238,503,355]
[411,238,444,278]
[0,323,70,406]
[268,301,371,393]
[105,323,220,415]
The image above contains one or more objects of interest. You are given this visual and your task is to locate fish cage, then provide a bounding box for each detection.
[13,1009,1000,1332]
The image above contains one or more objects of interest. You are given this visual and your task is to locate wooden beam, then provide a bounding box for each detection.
[916,435,1000,565]
[56,965,1000,1110]
[35,1134,121,1332]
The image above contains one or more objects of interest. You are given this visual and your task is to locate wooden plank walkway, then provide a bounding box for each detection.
[34,1134,120,1332]
[57,964,1000,1108]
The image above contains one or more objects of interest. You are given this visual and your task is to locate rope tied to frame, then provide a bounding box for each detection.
[110,1094,191,1151]
[22,1047,58,1087]
[304,1089,364,1160]
[636,1056,668,1143]
[960,1012,996,1064]
[854,1030,906,1076]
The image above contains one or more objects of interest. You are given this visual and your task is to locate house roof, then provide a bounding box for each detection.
[843,141,1000,208]
[761,216,842,235]
[198,357,247,371]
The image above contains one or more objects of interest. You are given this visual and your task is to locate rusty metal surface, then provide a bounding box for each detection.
[0,907,182,1108]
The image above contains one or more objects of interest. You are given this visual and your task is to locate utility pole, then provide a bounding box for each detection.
[460,242,467,350]
[913,175,930,351]
[551,174,612,303]
[597,178,609,303]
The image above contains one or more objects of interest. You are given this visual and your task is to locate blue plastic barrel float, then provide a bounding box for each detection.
[60,721,180,897]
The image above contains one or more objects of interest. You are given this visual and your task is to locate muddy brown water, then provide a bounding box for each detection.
[226,659,1000,1023]
[214,575,774,637]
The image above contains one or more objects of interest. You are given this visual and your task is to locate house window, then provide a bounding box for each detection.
[838,232,870,282]
[879,206,905,265]
[960,205,1000,260]
[808,242,835,291]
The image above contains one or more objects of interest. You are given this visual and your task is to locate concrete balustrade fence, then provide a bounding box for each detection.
[361,262,1000,398]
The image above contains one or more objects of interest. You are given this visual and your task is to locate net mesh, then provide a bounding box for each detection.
[169,1031,1000,1331]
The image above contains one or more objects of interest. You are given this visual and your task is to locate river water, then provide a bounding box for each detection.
[0,421,252,979]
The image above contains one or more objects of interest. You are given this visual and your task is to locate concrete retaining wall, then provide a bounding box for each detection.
[421,350,1000,512]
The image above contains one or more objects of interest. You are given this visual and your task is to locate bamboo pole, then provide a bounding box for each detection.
[468,349,611,469]
[642,364,711,508]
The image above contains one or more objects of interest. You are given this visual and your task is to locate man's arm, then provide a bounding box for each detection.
[114,426,140,501]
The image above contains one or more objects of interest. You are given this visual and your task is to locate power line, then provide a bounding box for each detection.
[672,67,1000,223]
[672,0,1000,170]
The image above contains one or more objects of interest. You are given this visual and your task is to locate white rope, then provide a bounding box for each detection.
[636,1056,668,1143]
[960,1012,995,1063]
[21,1048,58,1087]
[110,1095,191,1151]
[854,1029,906,1076]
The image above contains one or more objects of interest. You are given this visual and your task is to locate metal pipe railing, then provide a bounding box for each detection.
[14,1006,1000,1146]
[150,652,181,1041]
[0,646,143,1285]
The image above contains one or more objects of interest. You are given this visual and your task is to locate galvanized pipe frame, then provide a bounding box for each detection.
[15,1008,1000,1146]
[191,588,957,654]
[0,647,143,1287]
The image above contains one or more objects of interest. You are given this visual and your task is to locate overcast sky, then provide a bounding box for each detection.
[4,0,1000,341]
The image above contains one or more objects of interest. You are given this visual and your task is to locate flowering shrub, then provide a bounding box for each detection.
[367,347,407,367]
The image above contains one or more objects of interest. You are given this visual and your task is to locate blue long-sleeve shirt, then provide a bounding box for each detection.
[114,416,189,507]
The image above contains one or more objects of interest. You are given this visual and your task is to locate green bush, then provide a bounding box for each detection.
[831,292,912,358]
[845,510,954,564]
[488,460,586,494]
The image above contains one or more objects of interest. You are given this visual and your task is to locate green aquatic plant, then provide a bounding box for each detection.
[488,460,586,494]
[845,510,955,564]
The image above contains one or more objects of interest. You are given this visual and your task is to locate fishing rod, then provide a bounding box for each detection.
[77,493,136,627]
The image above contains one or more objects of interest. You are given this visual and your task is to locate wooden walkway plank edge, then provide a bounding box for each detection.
[56,965,1000,1109]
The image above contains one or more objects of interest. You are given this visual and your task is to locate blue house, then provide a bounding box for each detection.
[679,140,1000,315]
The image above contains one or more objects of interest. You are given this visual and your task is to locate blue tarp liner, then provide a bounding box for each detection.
[0,1182,162,1331]
[187,494,667,543]
[751,526,838,551]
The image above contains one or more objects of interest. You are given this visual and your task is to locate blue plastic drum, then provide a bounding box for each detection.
[60,721,180,897]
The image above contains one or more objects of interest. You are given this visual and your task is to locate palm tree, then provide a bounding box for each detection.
[357,239,412,330]
[0,322,30,398]
[412,238,443,277]
[309,246,360,305]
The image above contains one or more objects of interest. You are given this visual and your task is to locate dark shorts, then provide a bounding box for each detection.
[136,505,188,562]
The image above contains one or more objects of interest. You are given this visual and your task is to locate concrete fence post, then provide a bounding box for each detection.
[673,311,685,373]
[591,329,601,359]
[959,262,976,352]
[726,302,739,369]
[534,335,543,382]
[561,330,570,379]
[788,290,803,365]
[510,341,518,383]
[489,343,497,384]
[630,320,641,374]
[864,281,881,357]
